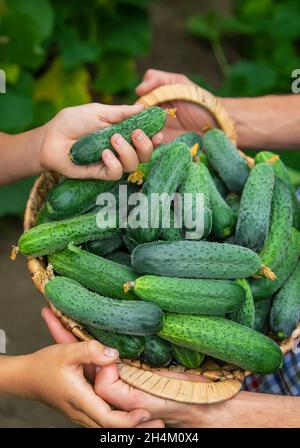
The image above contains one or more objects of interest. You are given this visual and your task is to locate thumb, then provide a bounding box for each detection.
[66,340,119,367]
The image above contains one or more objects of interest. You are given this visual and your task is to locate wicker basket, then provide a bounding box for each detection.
[23,83,300,405]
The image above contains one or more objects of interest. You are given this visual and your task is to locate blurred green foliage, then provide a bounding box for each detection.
[0,0,152,216]
[187,0,300,170]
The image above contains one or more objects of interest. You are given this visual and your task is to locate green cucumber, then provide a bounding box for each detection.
[270,260,300,339]
[87,327,144,359]
[254,298,272,334]
[198,163,236,239]
[44,179,116,220]
[35,204,52,225]
[231,279,255,328]
[127,275,246,315]
[159,313,282,374]
[172,345,205,369]
[70,107,167,165]
[132,241,266,280]
[225,193,240,216]
[160,209,184,241]
[142,336,173,367]
[250,227,300,300]
[179,163,212,239]
[236,163,274,252]
[255,151,300,229]
[18,212,116,257]
[106,250,131,267]
[127,141,192,244]
[203,129,250,194]
[85,229,123,257]
[45,276,164,336]
[210,170,228,198]
[48,244,137,300]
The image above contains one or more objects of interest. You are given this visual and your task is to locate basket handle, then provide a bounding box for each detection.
[135,83,237,143]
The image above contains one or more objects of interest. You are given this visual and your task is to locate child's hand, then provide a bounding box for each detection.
[39,103,163,180]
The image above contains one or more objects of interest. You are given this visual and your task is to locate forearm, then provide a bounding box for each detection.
[222,95,300,150]
[0,126,45,184]
[0,355,33,399]
[190,391,299,428]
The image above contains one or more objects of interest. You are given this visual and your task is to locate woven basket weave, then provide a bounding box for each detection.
[24,83,300,405]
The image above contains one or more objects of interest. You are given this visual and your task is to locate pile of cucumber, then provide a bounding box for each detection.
[17,107,300,375]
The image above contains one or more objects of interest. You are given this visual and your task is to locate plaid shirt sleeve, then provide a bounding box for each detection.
[243,350,300,395]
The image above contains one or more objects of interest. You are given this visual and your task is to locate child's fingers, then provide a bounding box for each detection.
[66,340,119,367]
[65,153,123,181]
[131,130,154,163]
[41,307,77,344]
[111,134,139,172]
[151,132,164,147]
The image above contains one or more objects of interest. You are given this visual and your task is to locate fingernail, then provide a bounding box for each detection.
[156,132,163,141]
[135,130,144,141]
[104,150,113,160]
[113,134,123,146]
[140,415,151,423]
[104,347,118,357]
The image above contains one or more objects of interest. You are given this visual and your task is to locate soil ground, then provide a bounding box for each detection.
[0,0,228,427]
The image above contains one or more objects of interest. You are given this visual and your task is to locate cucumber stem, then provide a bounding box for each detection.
[123,281,135,293]
[10,245,19,261]
[267,155,280,165]
[191,143,199,158]
[166,108,177,118]
[127,170,145,185]
[260,265,277,281]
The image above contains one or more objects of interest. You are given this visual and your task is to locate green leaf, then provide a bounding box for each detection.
[268,3,300,40]
[58,27,101,69]
[187,12,223,41]
[94,54,138,95]
[0,177,35,217]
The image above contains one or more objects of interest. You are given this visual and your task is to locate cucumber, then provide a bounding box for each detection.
[230,279,255,328]
[160,209,184,241]
[126,275,246,315]
[44,179,116,220]
[48,244,137,300]
[70,107,168,165]
[35,204,52,225]
[85,229,123,257]
[255,151,300,229]
[132,241,267,280]
[254,298,272,334]
[210,170,228,198]
[45,276,164,336]
[203,129,250,194]
[128,132,203,185]
[159,313,283,374]
[106,250,131,267]
[18,212,116,257]
[127,141,192,244]
[87,327,144,359]
[122,229,139,252]
[250,227,300,300]
[198,163,236,239]
[270,260,300,339]
[225,193,240,216]
[179,163,212,239]
[142,336,173,367]
[236,163,274,252]
[172,345,205,369]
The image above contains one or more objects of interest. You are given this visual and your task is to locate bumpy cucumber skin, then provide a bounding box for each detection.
[236,163,274,252]
[133,275,245,315]
[203,129,250,194]
[132,241,262,279]
[87,327,144,359]
[106,250,132,267]
[48,245,137,300]
[35,204,51,225]
[172,345,205,369]
[142,336,173,367]
[255,151,300,229]
[198,163,236,239]
[254,298,272,334]
[70,107,167,165]
[250,227,300,300]
[210,170,228,198]
[179,163,212,239]
[159,314,282,374]
[160,209,184,241]
[45,276,164,336]
[85,229,123,257]
[231,279,255,328]
[270,260,300,339]
[128,142,192,244]
[45,179,116,220]
[18,212,115,257]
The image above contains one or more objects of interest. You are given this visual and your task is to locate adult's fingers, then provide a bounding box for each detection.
[131,130,154,163]
[111,134,139,172]
[136,69,191,96]
[41,307,77,343]
[136,419,165,428]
